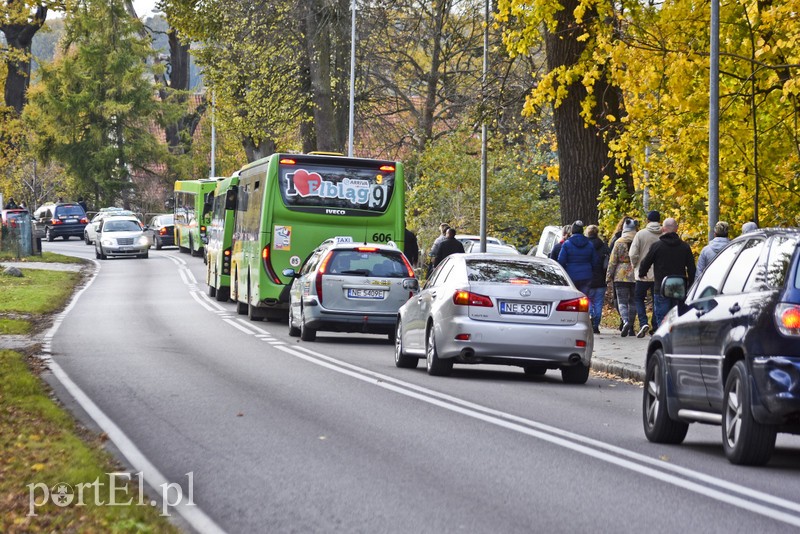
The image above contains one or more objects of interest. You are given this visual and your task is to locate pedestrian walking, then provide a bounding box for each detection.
[606,218,638,337]
[549,225,571,260]
[586,224,610,334]
[426,223,449,276]
[696,221,730,276]
[638,217,696,329]
[741,221,758,234]
[77,196,88,213]
[609,215,636,331]
[629,210,662,337]
[557,221,598,297]
[433,227,465,267]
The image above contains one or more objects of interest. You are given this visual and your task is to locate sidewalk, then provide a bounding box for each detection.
[591,326,649,382]
[1,261,85,272]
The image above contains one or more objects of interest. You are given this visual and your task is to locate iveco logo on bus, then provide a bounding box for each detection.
[325,209,347,215]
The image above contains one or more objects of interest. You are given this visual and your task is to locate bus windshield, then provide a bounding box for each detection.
[279,162,395,214]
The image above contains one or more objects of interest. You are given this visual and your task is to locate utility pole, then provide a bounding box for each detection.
[708,0,720,239]
[479,0,489,252]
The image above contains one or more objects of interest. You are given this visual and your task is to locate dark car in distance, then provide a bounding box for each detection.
[144,213,175,249]
[33,202,89,241]
[643,228,800,465]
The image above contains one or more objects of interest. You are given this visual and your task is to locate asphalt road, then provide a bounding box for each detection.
[42,239,800,533]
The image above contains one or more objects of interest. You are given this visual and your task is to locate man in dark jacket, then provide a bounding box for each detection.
[557,221,598,297]
[586,224,610,334]
[638,217,696,328]
[433,227,465,267]
[404,227,419,267]
[549,225,571,260]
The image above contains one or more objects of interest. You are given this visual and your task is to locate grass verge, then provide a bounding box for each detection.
[0,250,86,264]
[0,350,180,533]
[0,270,82,315]
[0,318,31,335]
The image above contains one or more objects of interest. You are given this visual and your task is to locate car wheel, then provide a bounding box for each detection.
[722,360,777,466]
[155,236,162,250]
[394,319,418,369]
[523,366,547,376]
[84,232,91,245]
[288,306,301,337]
[643,349,689,444]
[561,361,590,384]
[95,249,102,259]
[300,307,316,341]
[46,228,54,242]
[215,286,230,302]
[425,324,452,376]
[140,251,149,259]
[63,235,70,241]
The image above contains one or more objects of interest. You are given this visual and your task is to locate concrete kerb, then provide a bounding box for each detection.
[590,327,649,382]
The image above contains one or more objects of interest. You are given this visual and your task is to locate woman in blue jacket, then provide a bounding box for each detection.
[557,221,599,297]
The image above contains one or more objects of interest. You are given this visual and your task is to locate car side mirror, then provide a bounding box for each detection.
[403,279,419,291]
[661,276,686,300]
[282,268,297,278]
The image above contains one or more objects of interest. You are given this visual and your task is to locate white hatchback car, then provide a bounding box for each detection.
[94,215,149,259]
[395,253,593,383]
[84,208,135,244]
[283,241,418,342]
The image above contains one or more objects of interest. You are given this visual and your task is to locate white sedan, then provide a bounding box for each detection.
[395,253,593,383]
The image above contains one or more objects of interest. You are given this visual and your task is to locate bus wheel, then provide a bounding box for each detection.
[215,286,230,302]
[300,307,316,342]
[207,283,217,298]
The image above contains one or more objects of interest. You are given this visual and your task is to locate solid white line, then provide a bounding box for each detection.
[183,267,197,284]
[178,268,191,286]
[283,344,800,525]
[197,291,226,312]
[39,261,226,534]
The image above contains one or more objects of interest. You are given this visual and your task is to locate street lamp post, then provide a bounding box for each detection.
[347,0,356,157]
[708,0,719,239]
[479,0,489,252]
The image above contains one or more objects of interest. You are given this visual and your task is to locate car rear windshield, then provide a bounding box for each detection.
[55,205,86,217]
[160,214,174,225]
[466,259,569,286]
[104,220,141,232]
[327,249,409,277]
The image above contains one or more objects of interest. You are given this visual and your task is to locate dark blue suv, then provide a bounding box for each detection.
[642,228,800,465]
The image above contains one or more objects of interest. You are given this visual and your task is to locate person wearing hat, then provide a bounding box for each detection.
[696,221,730,276]
[741,221,758,234]
[606,217,639,337]
[629,210,662,337]
[557,220,599,297]
[638,217,696,329]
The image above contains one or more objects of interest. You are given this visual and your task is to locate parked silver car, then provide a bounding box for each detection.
[395,253,594,382]
[462,241,520,255]
[283,241,418,341]
[94,215,149,259]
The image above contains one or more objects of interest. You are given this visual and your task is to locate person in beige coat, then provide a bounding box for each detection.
[606,218,638,337]
[629,210,662,337]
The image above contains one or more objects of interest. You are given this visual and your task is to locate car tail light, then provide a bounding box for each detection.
[356,246,378,252]
[400,254,415,277]
[79,217,88,224]
[453,290,493,307]
[261,246,281,284]
[280,158,296,165]
[557,297,589,312]
[50,219,63,225]
[222,248,232,275]
[509,279,531,285]
[316,251,334,304]
[159,227,168,236]
[775,303,800,336]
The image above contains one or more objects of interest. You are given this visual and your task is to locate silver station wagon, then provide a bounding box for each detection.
[283,240,418,342]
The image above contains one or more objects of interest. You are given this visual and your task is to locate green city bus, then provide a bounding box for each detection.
[173,178,220,256]
[231,153,404,321]
[206,173,240,302]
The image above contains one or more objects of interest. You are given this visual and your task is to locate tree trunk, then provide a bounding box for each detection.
[545,0,630,225]
[304,0,340,152]
[418,0,448,152]
[243,137,276,163]
[1,3,48,114]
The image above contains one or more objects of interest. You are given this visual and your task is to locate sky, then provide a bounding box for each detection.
[132,0,161,18]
